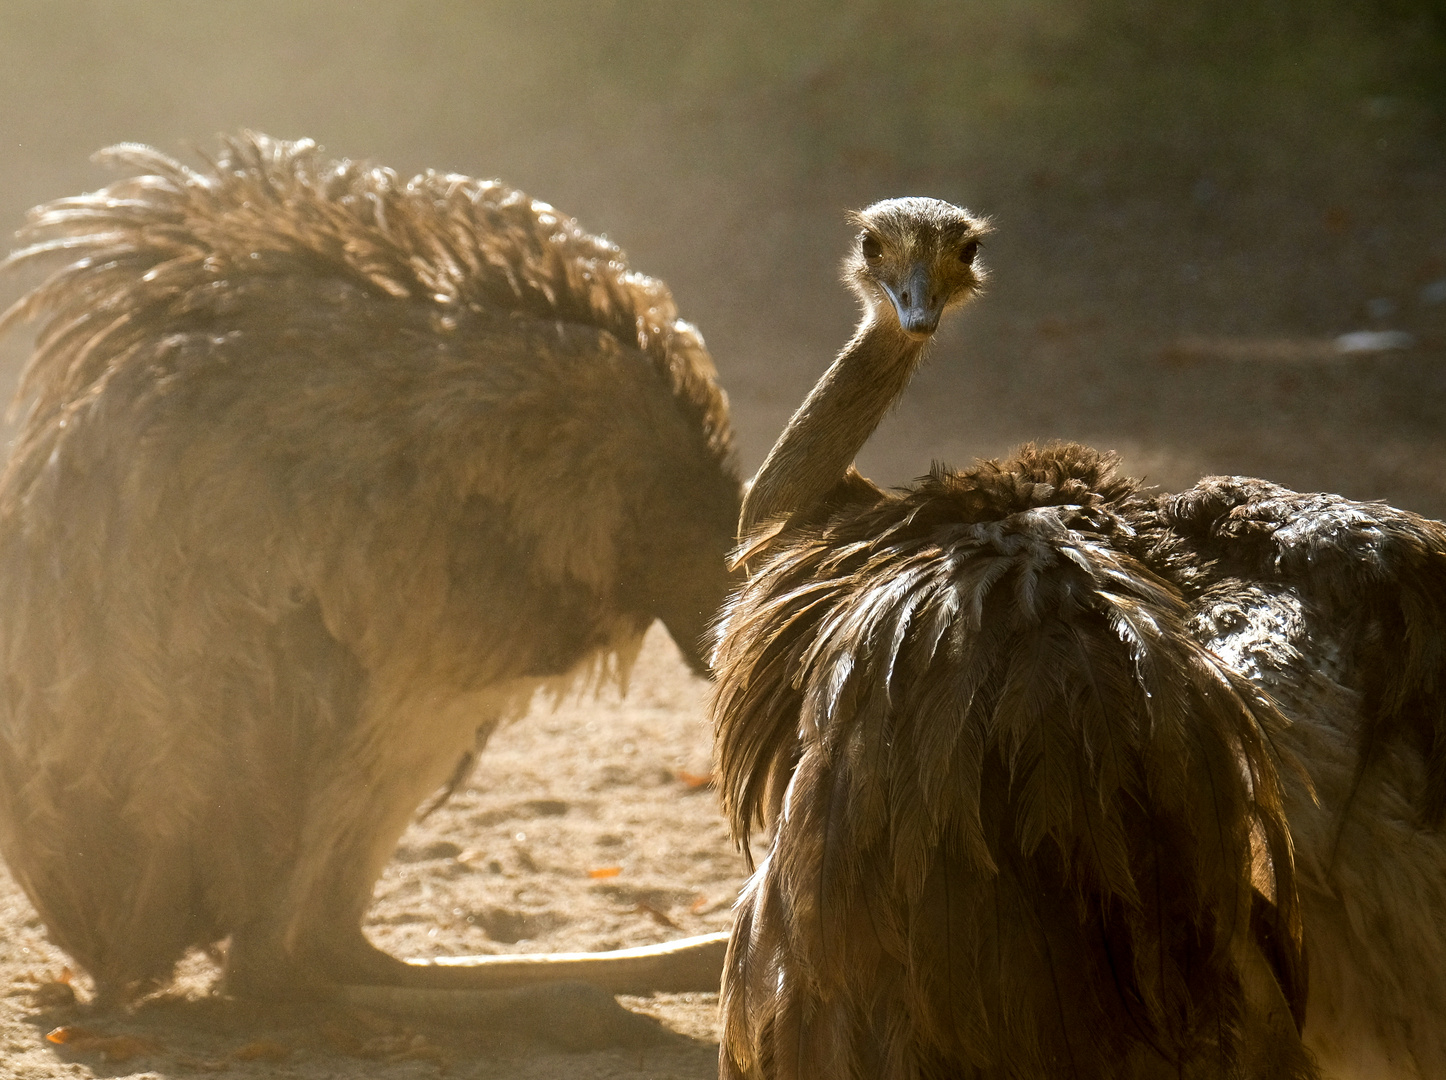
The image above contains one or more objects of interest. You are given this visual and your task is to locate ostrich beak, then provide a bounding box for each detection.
[882,264,943,339]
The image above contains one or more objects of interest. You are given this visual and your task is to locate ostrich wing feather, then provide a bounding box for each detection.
[1165,476,1446,821]
[713,446,1311,1078]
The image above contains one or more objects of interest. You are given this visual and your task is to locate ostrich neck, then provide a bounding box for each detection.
[740,312,928,537]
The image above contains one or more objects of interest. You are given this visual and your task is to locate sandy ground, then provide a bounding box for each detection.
[0,2,1443,1077]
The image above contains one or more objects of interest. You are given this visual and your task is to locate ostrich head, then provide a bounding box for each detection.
[844,197,990,340]
[738,197,990,543]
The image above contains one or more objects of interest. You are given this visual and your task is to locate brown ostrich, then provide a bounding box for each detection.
[712,197,1446,1078]
[0,132,740,1009]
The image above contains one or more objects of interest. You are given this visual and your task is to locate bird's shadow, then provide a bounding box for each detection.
[22,979,714,1078]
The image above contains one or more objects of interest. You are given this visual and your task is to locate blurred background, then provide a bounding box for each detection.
[1,0,1443,512]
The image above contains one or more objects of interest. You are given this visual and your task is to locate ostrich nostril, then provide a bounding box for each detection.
[901,291,911,306]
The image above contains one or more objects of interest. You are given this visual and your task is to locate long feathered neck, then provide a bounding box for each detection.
[739,308,926,539]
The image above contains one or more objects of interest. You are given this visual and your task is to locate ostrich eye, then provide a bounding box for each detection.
[861,234,883,261]
[959,239,979,266]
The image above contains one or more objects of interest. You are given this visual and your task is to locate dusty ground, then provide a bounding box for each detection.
[0,1,1444,1077]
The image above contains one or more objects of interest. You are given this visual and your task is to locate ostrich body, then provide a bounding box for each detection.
[713,197,1446,1078]
[0,133,740,1005]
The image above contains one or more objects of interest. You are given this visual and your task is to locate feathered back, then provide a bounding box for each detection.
[1161,476,1446,823]
[0,132,740,675]
[0,131,731,461]
[712,444,1310,1078]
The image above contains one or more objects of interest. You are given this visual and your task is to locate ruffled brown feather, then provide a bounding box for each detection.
[0,133,741,997]
[1162,477,1446,824]
[0,131,731,461]
[713,445,1311,1079]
